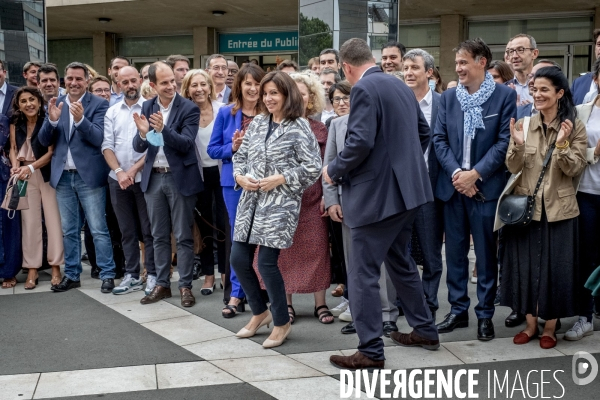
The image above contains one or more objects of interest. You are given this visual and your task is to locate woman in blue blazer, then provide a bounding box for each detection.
[208,64,265,318]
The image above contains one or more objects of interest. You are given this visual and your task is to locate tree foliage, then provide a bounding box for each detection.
[299,13,333,66]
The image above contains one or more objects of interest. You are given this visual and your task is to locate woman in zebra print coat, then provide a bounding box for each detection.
[230,71,322,349]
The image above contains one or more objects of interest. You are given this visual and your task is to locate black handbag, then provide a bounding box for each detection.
[498,142,555,227]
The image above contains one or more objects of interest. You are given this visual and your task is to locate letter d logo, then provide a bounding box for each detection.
[572,351,598,385]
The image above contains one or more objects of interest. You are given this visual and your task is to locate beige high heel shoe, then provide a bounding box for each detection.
[236,311,272,338]
[262,323,292,348]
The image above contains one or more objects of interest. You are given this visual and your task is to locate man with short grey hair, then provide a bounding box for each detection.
[505,34,538,106]
[403,48,444,320]
[206,54,231,103]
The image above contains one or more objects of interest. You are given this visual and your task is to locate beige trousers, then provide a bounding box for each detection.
[21,169,64,268]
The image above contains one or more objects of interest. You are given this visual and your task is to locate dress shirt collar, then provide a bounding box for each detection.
[419,88,432,106]
[359,65,379,80]
[65,92,86,105]
[0,81,6,95]
[157,95,175,112]
[120,96,145,111]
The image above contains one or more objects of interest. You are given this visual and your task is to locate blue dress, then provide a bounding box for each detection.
[0,114,22,279]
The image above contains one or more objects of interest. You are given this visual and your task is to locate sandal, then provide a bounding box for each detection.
[222,302,246,318]
[2,277,17,289]
[314,305,334,324]
[331,283,345,297]
[25,272,39,290]
[288,304,296,325]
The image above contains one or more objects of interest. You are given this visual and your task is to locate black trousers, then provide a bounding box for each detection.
[195,166,228,276]
[108,178,155,278]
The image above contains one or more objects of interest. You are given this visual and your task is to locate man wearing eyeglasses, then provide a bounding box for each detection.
[89,76,112,102]
[226,60,239,89]
[505,34,539,106]
[206,54,231,104]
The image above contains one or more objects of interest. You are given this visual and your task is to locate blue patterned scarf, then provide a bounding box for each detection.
[456,72,496,139]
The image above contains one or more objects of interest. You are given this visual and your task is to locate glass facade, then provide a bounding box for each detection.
[399,22,440,66]
[299,0,398,67]
[0,0,46,86]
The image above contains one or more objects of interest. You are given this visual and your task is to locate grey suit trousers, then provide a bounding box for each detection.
[144,172,197,289]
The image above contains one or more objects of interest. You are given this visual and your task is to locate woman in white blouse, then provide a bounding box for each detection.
[569,58,600,341]
[181,70,227,296]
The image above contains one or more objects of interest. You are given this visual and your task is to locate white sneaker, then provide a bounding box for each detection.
[145,275,157,295]
[339,306,352,322]
[112,274,143,295]
[331,297,349,317]
[564,317,594,341]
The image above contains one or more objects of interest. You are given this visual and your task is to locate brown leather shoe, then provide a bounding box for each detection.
[140,285,172,305]
[180,287,196,307]
[390,330,440,350]
[330,351,384,371]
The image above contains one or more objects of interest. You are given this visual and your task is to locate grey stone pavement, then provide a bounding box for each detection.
[0,247,599,399]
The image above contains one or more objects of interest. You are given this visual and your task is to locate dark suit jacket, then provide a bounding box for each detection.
[1,84,17,116]
[428,91,442,199]
[38,92,109,189]
[132,93,203,197]
[572,72,593,106]
[433,84,517,202]
[517,103,533,119]
[327,67,433,228]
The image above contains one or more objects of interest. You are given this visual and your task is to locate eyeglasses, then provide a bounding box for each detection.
[228,69,239,75]
[211,66,228,72]
[92,88,111,94]
[505,47,535,56]
[332,96,350,104]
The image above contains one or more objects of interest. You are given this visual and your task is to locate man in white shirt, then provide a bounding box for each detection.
[505,34,539,106]
[37,63,60,105]
[319,68,340,124]
[206,54,231,103]
[403,49,444,320]
[102,66,155,296]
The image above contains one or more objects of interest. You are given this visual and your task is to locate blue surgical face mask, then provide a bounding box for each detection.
[428,79,437,91]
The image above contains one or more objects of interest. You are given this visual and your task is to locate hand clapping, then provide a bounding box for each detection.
[47,97,64,122]
[556,119,573,146]
[509,118,525,145]
[232,129,245,152]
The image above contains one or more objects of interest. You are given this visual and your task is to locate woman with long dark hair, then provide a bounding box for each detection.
[9,87,63,289]
[502,67,587,349]
[207,64,265,317]
[230,71,322,348]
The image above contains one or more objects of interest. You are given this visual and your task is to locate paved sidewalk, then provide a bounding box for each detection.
[0,255,598,399]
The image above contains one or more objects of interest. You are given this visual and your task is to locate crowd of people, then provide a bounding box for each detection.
[0,28,599,361]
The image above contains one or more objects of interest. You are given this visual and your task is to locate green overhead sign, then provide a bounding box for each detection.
[219,32,298,54]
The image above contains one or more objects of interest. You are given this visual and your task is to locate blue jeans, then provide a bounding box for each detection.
[56,171,115,281]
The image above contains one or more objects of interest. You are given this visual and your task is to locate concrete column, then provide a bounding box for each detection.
[193,26,216,68]
[92,32,115,76]
[439,15,465,84]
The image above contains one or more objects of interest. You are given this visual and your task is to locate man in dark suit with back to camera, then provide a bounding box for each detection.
[324,38,440,370]
[433,38,516,341]
[0,59,17,117]
[133,61,203,308]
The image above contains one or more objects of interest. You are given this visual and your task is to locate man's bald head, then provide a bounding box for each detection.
[118,66,142,101]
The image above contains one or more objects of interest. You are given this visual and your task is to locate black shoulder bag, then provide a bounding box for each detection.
[498,142,555,227]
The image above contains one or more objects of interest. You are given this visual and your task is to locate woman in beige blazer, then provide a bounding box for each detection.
[500,67,587,349]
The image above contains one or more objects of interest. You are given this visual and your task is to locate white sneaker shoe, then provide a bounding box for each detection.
[331,297,349,317]
[339,306,352,322]
[564,317,594,341]
[112,274,143,295]
[145,275,157,296]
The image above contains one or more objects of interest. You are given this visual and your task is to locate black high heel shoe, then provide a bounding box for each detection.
[200,283,216,295]
[222,301,246,318]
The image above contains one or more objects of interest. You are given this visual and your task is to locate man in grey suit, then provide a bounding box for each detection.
[403,49,444,320]
[324,113,401,336]
[325,38,439,370]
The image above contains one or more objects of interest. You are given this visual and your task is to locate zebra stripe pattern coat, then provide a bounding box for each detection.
[232,114,322,249]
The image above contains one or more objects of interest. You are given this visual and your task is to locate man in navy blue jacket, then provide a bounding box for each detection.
[38,62,115,293]
[0,60,17,117]
[325,38,439,371]
[133,61,203,308]
[572,29,600,105]
[433,39,516,341]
